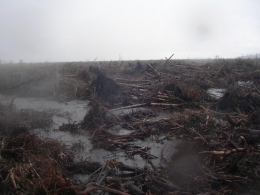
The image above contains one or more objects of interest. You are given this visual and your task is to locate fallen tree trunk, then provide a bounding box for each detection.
[80,182,130,195]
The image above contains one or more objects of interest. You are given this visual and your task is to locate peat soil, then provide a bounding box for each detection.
[0,58,260,195]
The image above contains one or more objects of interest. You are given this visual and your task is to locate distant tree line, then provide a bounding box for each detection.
[240,53,259,59]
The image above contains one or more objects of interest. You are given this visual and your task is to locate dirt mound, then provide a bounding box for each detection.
[90,66,119,100]
[82,95,107,129]
[164,82,203,102]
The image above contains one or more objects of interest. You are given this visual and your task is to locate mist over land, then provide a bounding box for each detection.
[0,0,259,63]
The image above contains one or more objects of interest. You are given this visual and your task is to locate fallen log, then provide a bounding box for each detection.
[117,83,146,88]
[126,149,158,159]
[246,129,260,136]
[96,164,111,184]
[108,160,143,173]
[149,103,181,107]
[80,182,130,195]
[127,182,145,195]
[235,128,260,136]
[147,63,161,78]
[109,103,148,112]
[200,148,247,155]
[151,177,180,192]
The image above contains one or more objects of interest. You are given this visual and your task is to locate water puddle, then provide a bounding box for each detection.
[207,88,226,99]
[35,125,179,166]
[0,94,89,128]
[237,81,253,87]
[107,125,134,135]
[0,94,180,181]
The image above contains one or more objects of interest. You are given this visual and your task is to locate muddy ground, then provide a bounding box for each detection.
[0,58,260,195]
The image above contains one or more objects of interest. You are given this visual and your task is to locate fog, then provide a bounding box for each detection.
[0,0,259,62]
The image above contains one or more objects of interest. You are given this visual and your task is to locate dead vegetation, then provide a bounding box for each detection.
[0,103,77,194]
[0,58,260,194]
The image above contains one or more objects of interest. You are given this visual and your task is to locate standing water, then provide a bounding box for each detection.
[207,88,226,99]
[0,94,180,181]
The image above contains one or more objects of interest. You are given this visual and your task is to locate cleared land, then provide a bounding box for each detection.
[0,58,260,195]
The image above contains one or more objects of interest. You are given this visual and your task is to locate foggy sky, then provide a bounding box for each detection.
[0,0,259,62]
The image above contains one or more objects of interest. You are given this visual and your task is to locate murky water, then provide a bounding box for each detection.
[34,123,179,168]
[0,94,89,128]
[207,88,226,99]
[0,94,180,181]
[237,81,253,87]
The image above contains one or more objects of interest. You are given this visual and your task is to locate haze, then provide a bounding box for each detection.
[0,0,259,63]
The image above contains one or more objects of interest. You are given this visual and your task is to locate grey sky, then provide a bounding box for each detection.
[0,0,259,62]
